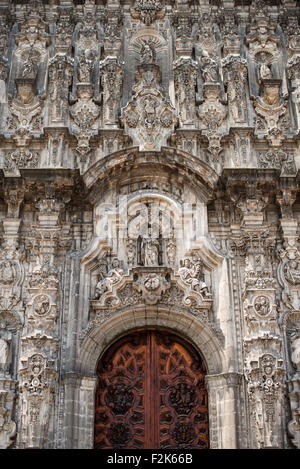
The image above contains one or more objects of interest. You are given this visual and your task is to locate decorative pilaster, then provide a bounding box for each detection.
[0,181,25,448]
[276,188,300,448]
[18,194,64,448]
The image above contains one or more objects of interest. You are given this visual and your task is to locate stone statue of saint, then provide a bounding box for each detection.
[140,41,155,64]
[201,50,218,83]
[141,238,159,266]
[0,322,11,374]
[259,62,272,80]
[78,49,95,83]
[290,335,300,372]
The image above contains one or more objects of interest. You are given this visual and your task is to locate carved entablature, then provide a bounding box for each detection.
[85,260,219,347]
[121,64,177,150]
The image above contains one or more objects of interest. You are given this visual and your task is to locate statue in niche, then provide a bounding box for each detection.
[94,258,124,300]
[259,54,272,81]
[284,259,300,285]
[0,322,12,374]
[166,238,176,266]
[126,239,136,267]
[178,259,211,298]
[141,238,159,266]
[20,49,40,80]
[77,49,95,83]
[201,50,218,83]
[140,40,156,64]
[290,334,300,372]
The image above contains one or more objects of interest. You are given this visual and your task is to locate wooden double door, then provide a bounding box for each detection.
[94,330,209,449]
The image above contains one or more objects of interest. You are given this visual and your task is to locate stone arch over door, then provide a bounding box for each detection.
[64,306,241,449]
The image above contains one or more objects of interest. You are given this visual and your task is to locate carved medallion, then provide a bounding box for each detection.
[254,296,270,316]
[32,294,51,316]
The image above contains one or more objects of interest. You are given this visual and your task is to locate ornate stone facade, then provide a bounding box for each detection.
[0,0,299,449]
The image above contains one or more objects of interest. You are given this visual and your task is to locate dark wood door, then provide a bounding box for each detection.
[94,331,209,449]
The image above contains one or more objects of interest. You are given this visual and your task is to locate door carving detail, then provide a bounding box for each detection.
[94,331,209,449]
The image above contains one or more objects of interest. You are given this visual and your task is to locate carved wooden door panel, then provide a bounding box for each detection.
[94,331,209,449]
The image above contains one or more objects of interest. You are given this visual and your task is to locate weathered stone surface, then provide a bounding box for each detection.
[0,0,299,449]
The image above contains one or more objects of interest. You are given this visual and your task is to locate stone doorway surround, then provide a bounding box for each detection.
[61,305,242,449]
